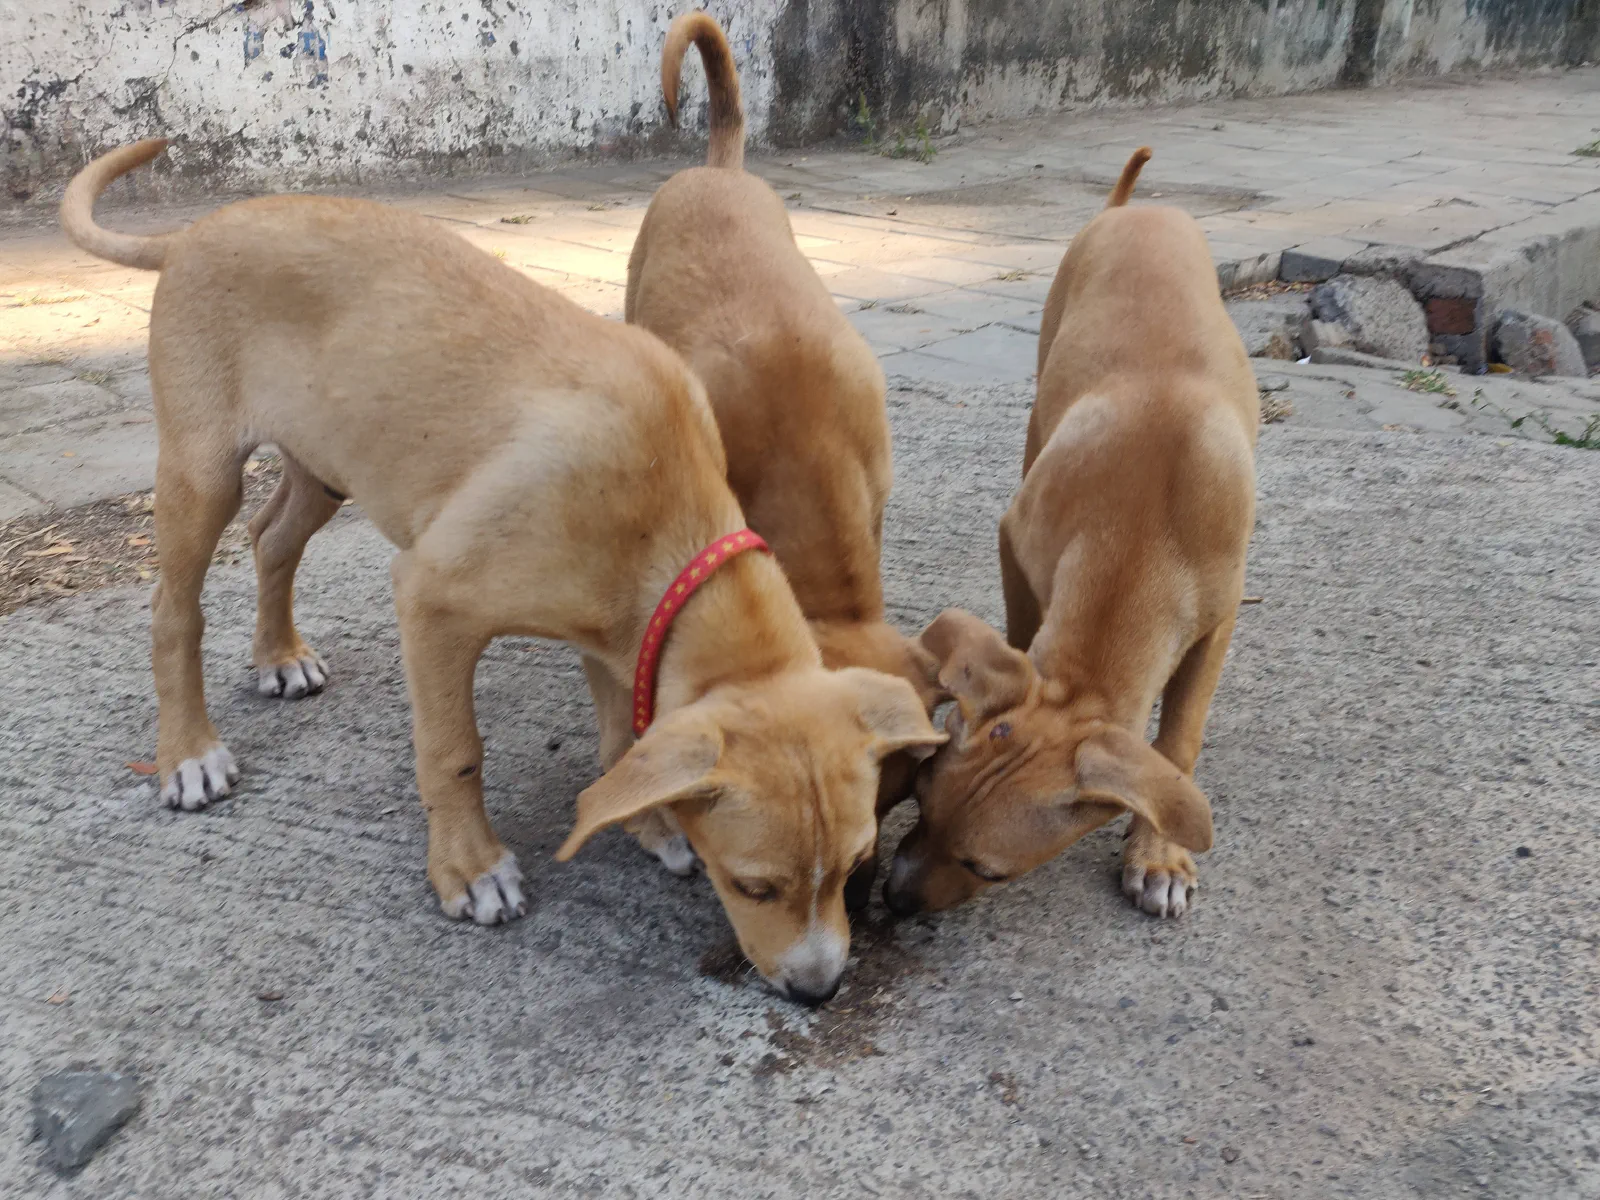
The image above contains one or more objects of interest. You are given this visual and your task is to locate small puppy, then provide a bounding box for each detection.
[886,148,1257,919]
[626,11,941,900]
[62,141,944,1005]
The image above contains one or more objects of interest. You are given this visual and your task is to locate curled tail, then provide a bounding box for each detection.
[662,11,745,169]
[1106,146,1152,207]
[60,139,174,270]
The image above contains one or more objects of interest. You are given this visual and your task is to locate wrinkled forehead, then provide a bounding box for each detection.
[922,725,1069,824]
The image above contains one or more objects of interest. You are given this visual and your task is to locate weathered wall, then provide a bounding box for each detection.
[5,0,1599,205]
[1,0,782,203]
[1367,0,1598,82]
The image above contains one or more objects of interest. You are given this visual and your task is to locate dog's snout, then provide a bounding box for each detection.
[785,976,842,1009]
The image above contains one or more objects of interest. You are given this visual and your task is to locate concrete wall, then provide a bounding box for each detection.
[5,0,1599,205]
[1,0,782,203]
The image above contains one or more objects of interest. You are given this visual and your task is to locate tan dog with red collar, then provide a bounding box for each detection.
[61,141,944,1006]
[624,12,941,902]
[886,149,1256,920]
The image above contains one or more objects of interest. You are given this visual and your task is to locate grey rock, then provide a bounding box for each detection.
[31,1068,142,1175]
[1565,308,1600,367]
[1225,295,1309,359]
[1495,310,1587,378]
[1341,243,1426,283]
[1310,274,1429,363]
[1302,319,1352,353]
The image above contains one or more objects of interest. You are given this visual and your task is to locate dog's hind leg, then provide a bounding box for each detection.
[1122,615,1237,919]
[250,454,341,699]
[392,549,526,925]
[151,448,245,811]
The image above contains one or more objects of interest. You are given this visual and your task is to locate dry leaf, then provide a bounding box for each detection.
[61,450,76,458]
[126,760,159,775]
[47,991,69,1005]
[127,534,150,547]
[24,542,74,558]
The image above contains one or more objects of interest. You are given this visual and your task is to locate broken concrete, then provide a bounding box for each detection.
[1311,275,1429,364]
[30,1068,141,1175]
[1496,310,1588,378]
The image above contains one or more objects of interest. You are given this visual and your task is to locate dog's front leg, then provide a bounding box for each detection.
[393,552,526,925]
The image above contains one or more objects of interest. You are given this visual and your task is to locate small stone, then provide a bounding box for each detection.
[1495,310,1586,378]
[1319,1124,1338,1136]
[256,989,285,1002]
[1220,1145,1241,1163]
[1515,846,1532,858]
[1118,996,1136,1009]
[31,1068,142,1175]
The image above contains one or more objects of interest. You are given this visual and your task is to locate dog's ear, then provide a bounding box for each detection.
[555,718,723,861]
[919,608,1034,727]
[837,667,949,763]
[1072,726,1214,852]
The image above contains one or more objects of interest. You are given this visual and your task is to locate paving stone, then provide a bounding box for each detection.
[1341,243,1428,283]
[1279,236,1370,283]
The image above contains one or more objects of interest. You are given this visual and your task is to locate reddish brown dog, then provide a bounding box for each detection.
[886,149,1258,920]
[626,11,941,904]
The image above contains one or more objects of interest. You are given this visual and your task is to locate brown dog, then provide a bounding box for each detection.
[625,12,941,903]
[61,140,944,1005]
[886,148,1256,919]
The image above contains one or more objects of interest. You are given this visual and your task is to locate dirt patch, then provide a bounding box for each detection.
[0,455,286,617]
[700,910,926,1075]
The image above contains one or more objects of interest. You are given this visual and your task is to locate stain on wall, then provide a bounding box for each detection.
[1,0,780,202]
[3,0,1597,203]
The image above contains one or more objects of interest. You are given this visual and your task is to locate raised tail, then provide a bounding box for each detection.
[1106,146,1152,207]
[662,11,745,169]
[60,139,173,270]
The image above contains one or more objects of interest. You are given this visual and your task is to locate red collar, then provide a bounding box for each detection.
[633,529,771,735]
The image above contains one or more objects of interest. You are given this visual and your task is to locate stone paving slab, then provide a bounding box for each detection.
[2,390,1596,1197]
[5,69,1600,512]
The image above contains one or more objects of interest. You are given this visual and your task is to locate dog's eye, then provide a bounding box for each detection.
[989,722,1012,741]
[731,878,778,902]
[961,859,1008,883]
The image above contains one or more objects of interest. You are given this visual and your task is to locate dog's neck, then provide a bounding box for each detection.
[650,546,820,715]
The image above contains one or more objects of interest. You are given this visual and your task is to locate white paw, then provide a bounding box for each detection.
[649,833,701,877]
[160,744,240,812]
[257,653,328,699]
[440,852,528,926]
[1122,864,1194,919]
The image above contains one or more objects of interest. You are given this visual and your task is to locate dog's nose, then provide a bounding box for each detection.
[883,883,923,917]
[785,976,841,1008]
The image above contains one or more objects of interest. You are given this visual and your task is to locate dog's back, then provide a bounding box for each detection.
[1008,199,1258,705]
